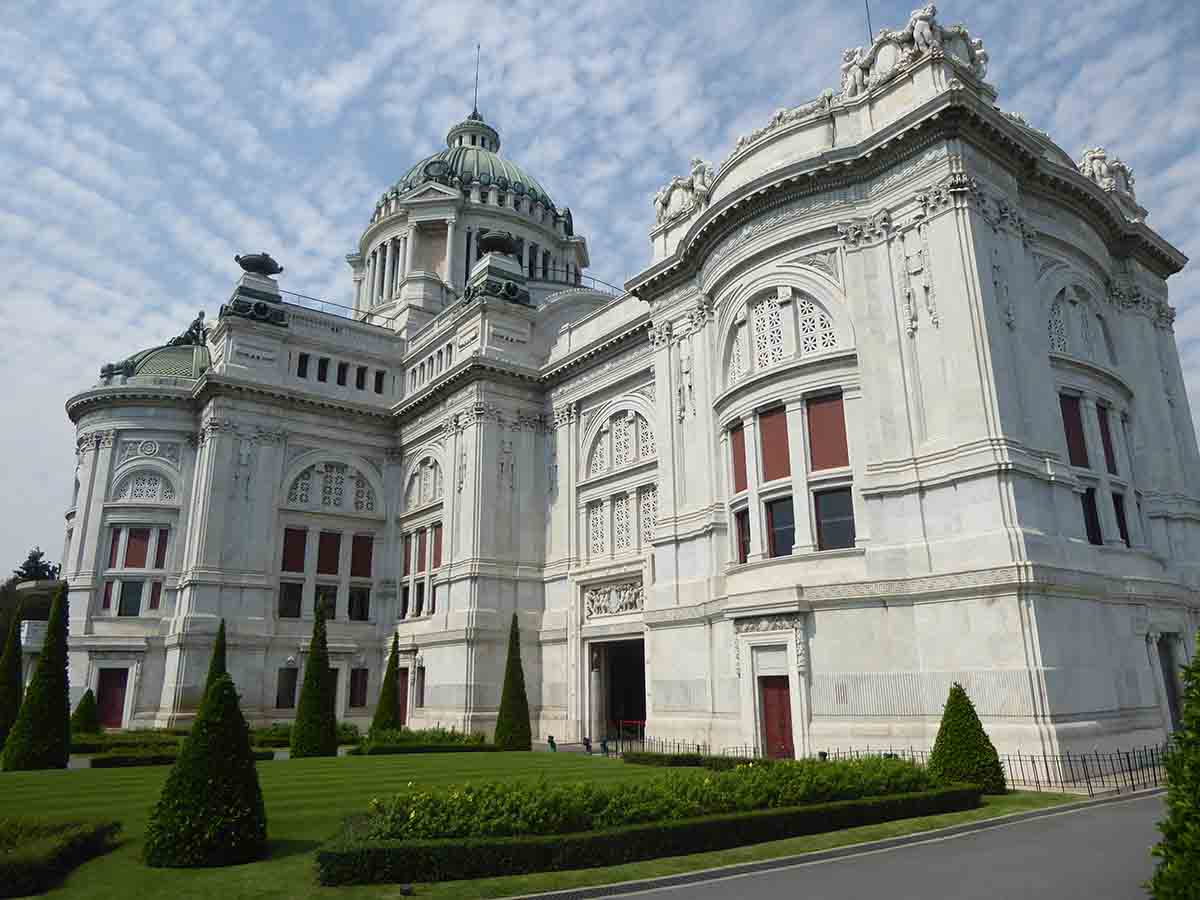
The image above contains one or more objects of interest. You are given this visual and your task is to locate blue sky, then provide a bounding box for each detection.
[0,0,1197,567]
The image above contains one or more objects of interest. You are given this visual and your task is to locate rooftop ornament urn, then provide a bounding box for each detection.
[234,252,284,277]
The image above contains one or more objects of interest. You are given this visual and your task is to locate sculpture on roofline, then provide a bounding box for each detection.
[652,158,717,226]
[168,311,208,347]
[905,3,941,53]
[840,47,868,98]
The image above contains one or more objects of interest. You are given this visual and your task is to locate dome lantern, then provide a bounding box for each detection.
[445,109,501,153]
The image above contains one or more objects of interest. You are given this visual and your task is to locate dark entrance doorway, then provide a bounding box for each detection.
[96,668,128,729]
[1158,638,1182,732]
[397,667,409,726]
[759,675,794,759]
[605,640,645,739]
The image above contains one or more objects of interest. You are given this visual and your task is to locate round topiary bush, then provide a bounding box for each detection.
[927,682,1006,795]
[143,672,267,867]
[71,689,101,734]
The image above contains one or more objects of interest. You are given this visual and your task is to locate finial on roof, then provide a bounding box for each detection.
[471,42,481,120]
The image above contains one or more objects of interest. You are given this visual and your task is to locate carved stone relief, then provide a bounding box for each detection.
[584,581,644,619]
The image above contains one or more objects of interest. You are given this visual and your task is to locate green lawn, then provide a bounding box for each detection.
[1,754,1076,899]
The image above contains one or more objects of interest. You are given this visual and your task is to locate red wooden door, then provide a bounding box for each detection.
[397,668,408,727]
[759,676,794,759]
[96,668,128,729]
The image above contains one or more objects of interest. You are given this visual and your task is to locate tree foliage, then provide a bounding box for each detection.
[203,620,227,700]
[13,547,59,582]
[493,613,532,751]
[2,586,70,771]
[290,604,337,758]
[927,682,1006,795]
[1149,634,1200,898]
[0,604,24,748]
[70,689,101,735]
[370,634,402,739]
[143,673,267,867]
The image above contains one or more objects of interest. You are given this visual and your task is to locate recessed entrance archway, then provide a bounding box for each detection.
[586,638,645,742]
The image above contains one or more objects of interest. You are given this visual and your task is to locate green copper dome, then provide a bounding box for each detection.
[100,344,210,382]
[391,112,556,210]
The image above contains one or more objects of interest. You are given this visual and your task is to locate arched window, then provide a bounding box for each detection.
[587,412,655,477]
[286,462,377,514]
[112,469,176,503]
[727,290,838,387]
[405,457,443,509]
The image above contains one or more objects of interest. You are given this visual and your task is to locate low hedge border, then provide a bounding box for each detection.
[0,818,122,898]
[90,749,274,768]
[315,785,980,886]
[71,735,182,754]
[346,743,499,756]
[622,752,764,770]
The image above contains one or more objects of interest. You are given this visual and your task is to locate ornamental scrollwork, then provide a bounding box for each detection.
[733,613,809,675]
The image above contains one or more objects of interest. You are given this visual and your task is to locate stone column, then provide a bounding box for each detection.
[376,247,387,300]
[842,384,870,546]
[445,219,458,289]
[589,645,603,741]
[366,251,377,305]
[785,401,815,552]
[405,227,417,275]
[383,238,395,301]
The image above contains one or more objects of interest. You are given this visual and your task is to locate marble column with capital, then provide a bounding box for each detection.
[383,238,395,301]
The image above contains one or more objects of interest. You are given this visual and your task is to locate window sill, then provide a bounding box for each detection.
[727,545,864,575]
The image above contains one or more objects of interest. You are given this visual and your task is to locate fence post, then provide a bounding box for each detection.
[1081,754,1093,798]
[1030,752,1041,792]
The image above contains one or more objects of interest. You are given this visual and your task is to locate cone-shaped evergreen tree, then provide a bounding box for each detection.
[927,682,1006,794]
[0,603,24,749]
[2,586,69,771]
[493,613,531,751]
[70,688,101,734]
[1149,636,1200,898]
[369,633,402,738]
[143,672,267,867]
[290,602,337,757]
[203,620,227,700]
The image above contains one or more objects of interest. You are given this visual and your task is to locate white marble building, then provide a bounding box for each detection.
[61,9,1199,756]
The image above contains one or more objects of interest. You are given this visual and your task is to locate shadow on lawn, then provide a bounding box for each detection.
[267,838,323,860]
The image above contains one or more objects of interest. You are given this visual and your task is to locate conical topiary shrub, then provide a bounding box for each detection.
[71,689,101,734]
[204,620,227,700]
[1149,635,1200,898]
[143,672,267,867]
[0,604,23,749]
[2,586,69,771]
[927,682,1006,794]
[290,603,337,758]
[493,613,531,751]
[370,633,402,739]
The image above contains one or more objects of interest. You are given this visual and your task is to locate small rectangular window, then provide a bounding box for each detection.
[1097,405,1118,475]
[400,584,410,619]
[317,357,330,382]
[315,583,338,617]
[815,487,856,551]
[278,582,303,618]
[297,353,310,378]
[124,528,150,568]
[731,424,748,493]
[759,408,791,482]
[276,668,298,709]
[403,534,412,575]
[1113,493,1130,547]
[348,587,371,622]
[281,528,307,573]
[154,528,169,569]
[149,581,162,610]
[415,582,426,616]
[808,394,850,470]
[349,668,369,708]
[336,362,349,386]
[734,509,751,564]
[415,667,426,708]
[432,523,443,568]
[766,497,795,558]
[374,371,385,394]
[317,532,341,575]
[108,528,121,569]
[416,528,427,572]
[356,366,367,390]
[118,580,143,616]
[1081,487,1103,545]
[351,534,373,578]
[102,581,113,610]
[1060,394,1090,468]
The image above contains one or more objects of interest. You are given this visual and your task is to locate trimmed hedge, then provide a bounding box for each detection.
[493,613,532,751]
[71,732,182,754]
[291,605,337,758]
[0,817,121,898]
[347,744,499,757]
[928,683,1007,795]
[2,587,70,771]
[369,634,402,738]
[316,786,980,885]
[623,752,764,770]
[90,749,275,768]
[252,723,360,748]
[0,604,24,750]
[70,689,101,736]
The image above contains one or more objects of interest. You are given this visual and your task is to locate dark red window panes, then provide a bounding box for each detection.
[808,394,849,470]
[759,408,791,482]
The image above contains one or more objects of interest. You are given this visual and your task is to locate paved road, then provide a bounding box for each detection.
[619,794,1162,899]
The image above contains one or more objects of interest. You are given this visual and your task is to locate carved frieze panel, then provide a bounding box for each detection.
[117,439,182,469]
[584,581,644,619]
[733,612,809,677]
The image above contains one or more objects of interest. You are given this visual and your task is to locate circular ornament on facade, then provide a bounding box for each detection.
[423,160,449,179]
[139,440,160,457]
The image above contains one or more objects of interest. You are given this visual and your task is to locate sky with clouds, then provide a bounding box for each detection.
[0,0,1197,568]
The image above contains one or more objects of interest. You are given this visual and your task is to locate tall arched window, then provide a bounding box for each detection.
[285,462,377,514]
[587,411,655,478]
[404,457,443,509]
[112,469,176,503]
[726,290,839,387]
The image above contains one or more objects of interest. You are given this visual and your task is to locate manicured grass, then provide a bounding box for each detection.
[0,754,1076,899]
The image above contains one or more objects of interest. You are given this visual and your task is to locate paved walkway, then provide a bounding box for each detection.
[611,794,1162,899]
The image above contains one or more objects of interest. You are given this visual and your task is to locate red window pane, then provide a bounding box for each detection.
[1097,406,1118,475]
[149,582,162,610]
[759,408,791,482]
[317,532,341,576]
[731,425,748,493]
[416,529,427,573]
[102,581,113,610]
[808,394,849,470]
[124,528,150,568]
[154,529,169,569]
[432,524,443,568]
[281,528,307,573]
[108,529,121,569]
[403,534,412,575]
[1060,394,1089,468]
[351,534,373,578]
[349,668,368,708]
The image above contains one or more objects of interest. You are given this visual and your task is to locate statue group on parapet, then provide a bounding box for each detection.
[1078,147,1137,200]
[653,156,716,226]
[168,311,209,347]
